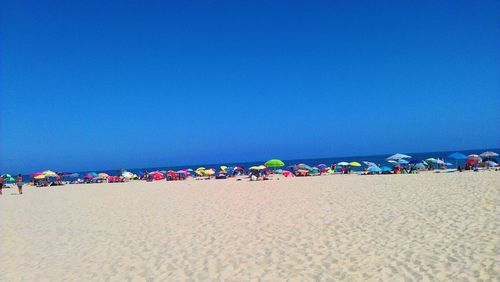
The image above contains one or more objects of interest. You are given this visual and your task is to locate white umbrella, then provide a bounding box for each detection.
[363,161,378,167]
[337,162,349,166]
[386,153,412,161]
[480,151,498,158]
[468,154,482,161]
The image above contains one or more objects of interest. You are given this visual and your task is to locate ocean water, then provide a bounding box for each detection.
[80,148,499,179]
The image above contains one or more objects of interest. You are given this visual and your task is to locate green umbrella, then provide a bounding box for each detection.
[1,174,15,182]
[264,159,285,168]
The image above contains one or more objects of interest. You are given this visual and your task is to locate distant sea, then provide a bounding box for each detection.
[45,148,498,181]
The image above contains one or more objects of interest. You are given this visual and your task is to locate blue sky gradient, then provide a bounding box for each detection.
[1,0,499,173]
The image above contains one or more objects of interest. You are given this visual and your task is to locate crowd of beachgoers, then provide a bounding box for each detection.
[1,151,498,195]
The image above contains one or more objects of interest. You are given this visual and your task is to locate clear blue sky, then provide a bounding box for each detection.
[1,0,499,173]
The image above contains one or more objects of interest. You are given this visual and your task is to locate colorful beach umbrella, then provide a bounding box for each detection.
[98,173,109,179]
[42,170,58,177]
[349,161,361,167]
[264,159,285,168]
[34,174,47,179]
[337,162,349,166]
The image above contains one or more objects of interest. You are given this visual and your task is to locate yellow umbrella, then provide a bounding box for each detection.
[349,162,361,167]
[43,170,58,177]
[220,166,227,170]
[98,173,109,178]
[249,166,259,170]
[204,169,215,176]
[196,167,206,171]
[257,165,267,170]
[34,174,47,179]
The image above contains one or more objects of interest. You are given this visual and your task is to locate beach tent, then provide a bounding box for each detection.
[264,159,285,168]
[386,153,412,161]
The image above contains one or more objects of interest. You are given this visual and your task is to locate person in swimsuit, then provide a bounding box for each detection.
[16,174,23,194]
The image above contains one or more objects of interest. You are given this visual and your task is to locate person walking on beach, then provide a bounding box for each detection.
[0,176,4,195]
[16,174,24,194]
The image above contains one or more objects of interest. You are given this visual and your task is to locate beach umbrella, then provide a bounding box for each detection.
[386,153,412,161]
[396,159,409,165]
[264,159,285,168]
[30,172,43,177]
[337,162,349,166]
[380,166,392,172]
[69,173,80,178]
[204,169,216,176]
[296,164,312,170]
[480,151,498,161]
[83,174,94,179]
[414,163,426,169]
[1,174,16,182]
[98,173,109,179]
[448,152,467,160]
[42,170,58,177]
[480,151,498,158]
[309,167,320,175]
[425,158,436,163]
[220,166,227,171]
[34,174,47,179]
[363,161,378,167]
[282,170,295,177]
[447,152,468,168]
[368,166,382,173]
[349,161,361,167]
[317,164,327,169]
[467,154,482,161]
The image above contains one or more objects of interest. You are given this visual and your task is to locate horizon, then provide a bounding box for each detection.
[1,0,499,173]
[8,146,500,175]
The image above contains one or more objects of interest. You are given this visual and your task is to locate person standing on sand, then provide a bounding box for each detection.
[0,176,4,195]
[16,174,24,194]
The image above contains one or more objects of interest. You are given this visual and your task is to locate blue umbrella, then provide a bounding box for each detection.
[448,152,467,167]
[368,166,382,173]
[448,152,467,160]
[397,159,409,165]
[380,166,392,172]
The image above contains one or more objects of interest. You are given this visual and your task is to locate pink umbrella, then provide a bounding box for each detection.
[83,174,94,179]
[282,170,295,177]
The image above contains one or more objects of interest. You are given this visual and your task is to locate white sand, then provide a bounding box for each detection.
[1,171,499,281]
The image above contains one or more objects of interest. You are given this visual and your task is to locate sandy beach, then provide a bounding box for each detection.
[1,171,498,281]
